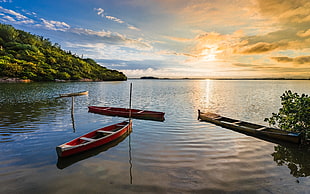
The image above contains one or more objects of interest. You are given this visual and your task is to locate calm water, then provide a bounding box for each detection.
[0,80,309,193]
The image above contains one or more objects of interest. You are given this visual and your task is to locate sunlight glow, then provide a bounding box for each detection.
[200,44,222,62]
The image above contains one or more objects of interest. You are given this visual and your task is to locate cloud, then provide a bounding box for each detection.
[95,7,125,23]
[297,29,310,37]
[128,25,140,31]
[105,15,124,24]
[94,7,139,30]
[95,8,105,16]
[0,6,34,24]
[0,6,71,29]
[68,28,151,50]
[271,56,310,64]
[233,63,257,67]
[238,42,280,54]
[0,6,27,20]
[165,36,191,42]
[257,0,310,24]
[235,0,310,54]
[40,18,70,31]
[231,62,310,78]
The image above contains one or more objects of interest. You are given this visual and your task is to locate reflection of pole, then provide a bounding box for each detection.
[71,96,76,132]
[129,134,133,184]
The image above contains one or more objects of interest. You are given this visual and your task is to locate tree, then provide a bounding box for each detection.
[264,90,310,141]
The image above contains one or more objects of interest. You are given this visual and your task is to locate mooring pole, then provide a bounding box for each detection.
[129,83,132,119]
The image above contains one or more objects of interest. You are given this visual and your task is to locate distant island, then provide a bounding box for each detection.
[0,23,127,82]
[140,76,159,79]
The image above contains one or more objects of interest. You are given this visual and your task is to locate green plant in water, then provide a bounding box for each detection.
[264,90,310,141]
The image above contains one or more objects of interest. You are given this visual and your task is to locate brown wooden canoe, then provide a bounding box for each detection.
[198,110,301,144]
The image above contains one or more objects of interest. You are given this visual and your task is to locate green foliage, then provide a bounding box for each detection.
[264,90,310,139]
[0,23,127,81]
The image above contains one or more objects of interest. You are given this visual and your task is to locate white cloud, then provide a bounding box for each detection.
[40,18,70,31]
[95,8,104,16]
[68,27,151,50]
[94,7,139,31]
[2,15,15,22]
[0,6,27,20]
[70,28,112,37]
[128,25,140,31]
[105,15,124,24]
[0,6,34,24]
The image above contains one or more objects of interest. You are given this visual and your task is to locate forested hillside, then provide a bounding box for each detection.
[0,23,127,81]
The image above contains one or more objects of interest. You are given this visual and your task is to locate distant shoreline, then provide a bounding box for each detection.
[135,77,310,80]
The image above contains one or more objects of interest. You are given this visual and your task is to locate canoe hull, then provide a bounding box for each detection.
[56,120,132,157]
[198,111,301,144]
[88,106,165,121]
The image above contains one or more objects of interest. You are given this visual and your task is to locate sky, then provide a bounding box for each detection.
[0,0,310,78]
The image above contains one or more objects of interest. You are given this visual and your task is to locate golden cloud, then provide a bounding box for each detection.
[271,56,310,64]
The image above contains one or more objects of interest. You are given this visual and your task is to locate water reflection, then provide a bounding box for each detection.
[128,134,133,184]
[0,99,63,143]
[57,130,132,169]
[272,145,310,177]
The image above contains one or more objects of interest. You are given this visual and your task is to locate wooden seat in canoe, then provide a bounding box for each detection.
[80,137,95,142]
[233,121,242,124]
[97,130,114,134]
[256,127,267,131]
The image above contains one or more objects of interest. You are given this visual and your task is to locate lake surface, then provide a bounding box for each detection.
[0,80,309,193]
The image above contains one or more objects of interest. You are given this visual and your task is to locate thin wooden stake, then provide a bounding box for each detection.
[71,96,76,132]
[129,83,132,119]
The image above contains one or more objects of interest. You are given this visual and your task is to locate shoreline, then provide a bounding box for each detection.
[0,77,31,83]
[132,77,310,81]
[0,77,127,83]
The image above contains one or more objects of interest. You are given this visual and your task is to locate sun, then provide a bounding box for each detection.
[200,44,222,62]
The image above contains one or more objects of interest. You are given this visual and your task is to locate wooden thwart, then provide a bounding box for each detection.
[97,130,114,134]
[80,137,95,142]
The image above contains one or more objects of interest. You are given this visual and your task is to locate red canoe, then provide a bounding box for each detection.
[56,120,132,157]
[88,106,165,121]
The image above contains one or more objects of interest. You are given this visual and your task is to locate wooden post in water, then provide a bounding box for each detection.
[71,96,76,132]
[129,83,132,119]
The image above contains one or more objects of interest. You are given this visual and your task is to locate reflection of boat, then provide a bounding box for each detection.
[59,90,88,97]
[57,130,132,169]
[56,120,132,157]
[198,110,301,144]
[88,106,165,121]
